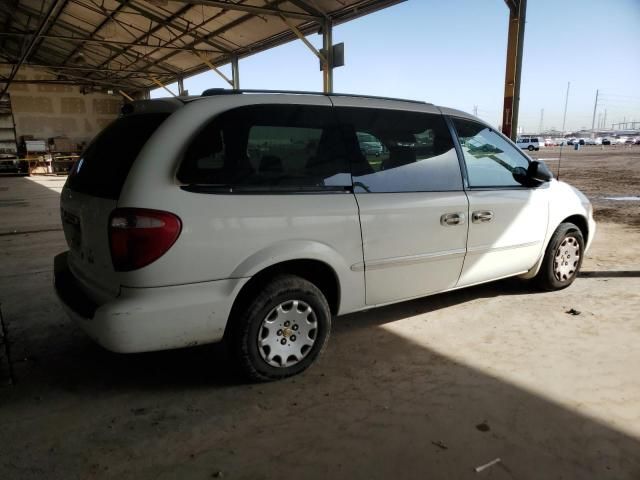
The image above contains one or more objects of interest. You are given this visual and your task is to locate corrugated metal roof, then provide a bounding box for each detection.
[0,0,405,93]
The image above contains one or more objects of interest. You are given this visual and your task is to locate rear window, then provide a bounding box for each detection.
[66,113,169,199]
[177,105,351,191]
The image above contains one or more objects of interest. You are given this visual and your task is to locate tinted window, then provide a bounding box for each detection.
[453,119,529,188]
[178,105,350,191]
[338,108,462,193]
[66,113,169,199]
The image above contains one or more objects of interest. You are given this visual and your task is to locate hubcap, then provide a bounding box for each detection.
[258,300,318,368]
[553,236,580,282]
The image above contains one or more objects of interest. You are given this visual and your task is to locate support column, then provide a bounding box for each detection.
[177,76,185,95]
[231,55,240,90]
[501,0,526,140]
[322,20,333,94]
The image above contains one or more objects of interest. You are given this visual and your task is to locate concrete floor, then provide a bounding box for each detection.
[1,175,639,480]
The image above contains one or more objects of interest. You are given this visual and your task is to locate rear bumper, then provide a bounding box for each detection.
[54,252,248,353]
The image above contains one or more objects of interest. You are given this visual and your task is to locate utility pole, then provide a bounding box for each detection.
[473,105,478,116]
[538,108,544,134]
[603,109,607,130]
[590,89,599,137]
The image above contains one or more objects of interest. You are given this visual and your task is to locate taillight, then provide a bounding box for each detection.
[109,208,182,272]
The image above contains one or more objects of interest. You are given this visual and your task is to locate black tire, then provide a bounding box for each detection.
[229,275,331,381]
[535,222,585,291]
[528,145,535,151]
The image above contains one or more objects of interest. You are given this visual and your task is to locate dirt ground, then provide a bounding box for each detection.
[0,147,639,479]
[530,145,640,228]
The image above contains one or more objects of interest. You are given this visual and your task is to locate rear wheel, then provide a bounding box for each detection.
[229,275,331,381]
[528,145,535,151]
[535,222,585,291]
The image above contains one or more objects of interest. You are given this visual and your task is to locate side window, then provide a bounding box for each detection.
[453,118,530,188]
[338,107,463,193]
[177,105,351,190]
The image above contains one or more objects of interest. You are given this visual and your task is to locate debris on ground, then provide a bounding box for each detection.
[474,458,501,473]
[431,440,448,450]
[475,421,491,432]
[566,308,581,316]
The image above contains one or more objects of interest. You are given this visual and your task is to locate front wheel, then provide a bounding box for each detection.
[535,222,585,291]
[528,145,535,151]
[229,275,331,381]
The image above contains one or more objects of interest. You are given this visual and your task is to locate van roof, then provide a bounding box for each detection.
[121,90,479,122]
[198,88,430,105]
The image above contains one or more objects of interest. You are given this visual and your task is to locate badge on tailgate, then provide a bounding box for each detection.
[62,209,82,250]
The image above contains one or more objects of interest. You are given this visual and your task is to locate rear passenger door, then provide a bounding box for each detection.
[336,104,469,305]
[171,102,366,313]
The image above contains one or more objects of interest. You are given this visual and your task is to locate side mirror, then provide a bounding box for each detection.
[512,160,553,187]
[528,160,553,183]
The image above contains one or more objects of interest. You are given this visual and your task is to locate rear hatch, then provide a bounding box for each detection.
[60,112,169,302]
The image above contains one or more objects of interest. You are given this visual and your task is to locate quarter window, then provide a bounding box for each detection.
[453,119,530,188]
[178,105,351,191]
[338,108,463,193]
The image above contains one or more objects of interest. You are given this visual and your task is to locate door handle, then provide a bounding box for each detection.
[472,210,494,223]
[440,212,466,226]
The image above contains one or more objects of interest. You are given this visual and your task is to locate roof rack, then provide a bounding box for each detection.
[200,88,428,105]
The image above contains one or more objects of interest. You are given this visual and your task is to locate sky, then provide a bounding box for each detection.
[151,0,640,133]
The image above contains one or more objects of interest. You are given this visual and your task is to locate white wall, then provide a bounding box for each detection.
[2,67,122,147]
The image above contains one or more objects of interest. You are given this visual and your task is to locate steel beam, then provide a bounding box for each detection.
[0,32,219,53]
[113,0,231,54]
[0,62,174,76]
[280,15,326,63]
[2,2,179,76]
[501,0,526,140]
[60,0,128,66]
[138,0,293,75]
[194,52,233,86]
[0,0,67,97]
[176,1,319,21]
[289,0,328,18]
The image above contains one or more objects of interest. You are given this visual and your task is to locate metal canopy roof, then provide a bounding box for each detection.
[0,0,403,94]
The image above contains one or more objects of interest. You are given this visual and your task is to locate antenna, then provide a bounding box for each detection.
[558,82,570,180]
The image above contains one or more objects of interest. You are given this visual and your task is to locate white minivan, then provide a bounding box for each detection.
[55,91,595,380]
[516,136,542,151]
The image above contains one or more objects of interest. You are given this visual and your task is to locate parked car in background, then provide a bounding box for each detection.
[634,137,640,145]
[357,132,384,156]
[584,138,597,146]
[0,156,28,174]
[594,137,603,145]
[516,136,541,151]
[544,138,554,147]
[54,91,596,381]
[602,137,616,145]
[555,138,566,146]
